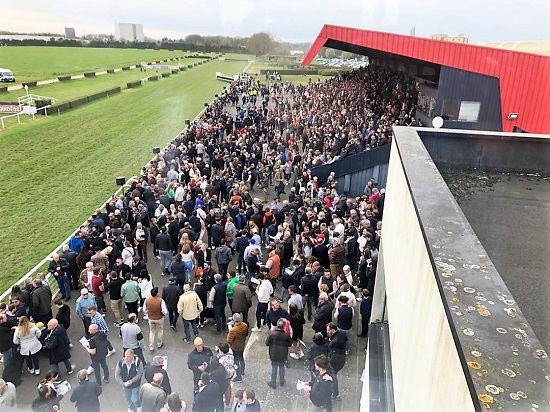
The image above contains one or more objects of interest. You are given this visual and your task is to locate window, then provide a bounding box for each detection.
[442,100,480,122]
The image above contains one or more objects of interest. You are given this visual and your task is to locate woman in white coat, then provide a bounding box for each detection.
[13,316,42,375]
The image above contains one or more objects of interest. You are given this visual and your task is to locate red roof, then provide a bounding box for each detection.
[303,25,550,134]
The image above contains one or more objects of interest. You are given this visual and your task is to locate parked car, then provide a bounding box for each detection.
[0,68,15,82]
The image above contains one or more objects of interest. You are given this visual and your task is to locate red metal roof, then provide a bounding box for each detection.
[303,25,550,134]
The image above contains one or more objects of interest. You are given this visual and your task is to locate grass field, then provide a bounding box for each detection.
[0,66,174,104]
[0,58,247,292]
[0,46,191,83]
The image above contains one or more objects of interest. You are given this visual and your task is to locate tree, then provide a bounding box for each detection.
[246,32,276,57]
[325,48,336,59]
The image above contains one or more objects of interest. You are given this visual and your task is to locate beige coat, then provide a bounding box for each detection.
[177,291,203,321]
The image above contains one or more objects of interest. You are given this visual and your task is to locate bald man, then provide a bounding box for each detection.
[187,337,213,393]
[44,319,74,379]
[140,372,166,412]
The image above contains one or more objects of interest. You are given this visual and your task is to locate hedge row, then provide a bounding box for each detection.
[187,55,210,59]
[161,73,170,78]
[149,75,158,81]
[127,80,142,89]
[179,67,186,71]
[84,72,95,78]
[0,86,7,93]
[122,67,130,71]
[187,65,193,69]
[58,76,71,81]
[22,81,37,87]
[107,69,115,74]
[171,69,179,74]
[48,86,122,114]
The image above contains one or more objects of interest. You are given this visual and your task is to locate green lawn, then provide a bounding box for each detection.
[0,66,174,103]
[0,47,194,83]
[0,59,247,292]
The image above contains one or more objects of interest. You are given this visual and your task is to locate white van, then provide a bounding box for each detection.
[0,68,15,82]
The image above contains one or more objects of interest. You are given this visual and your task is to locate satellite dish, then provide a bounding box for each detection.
[432,116,444,129]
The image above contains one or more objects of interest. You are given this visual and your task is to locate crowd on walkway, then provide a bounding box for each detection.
[0,62,415,411]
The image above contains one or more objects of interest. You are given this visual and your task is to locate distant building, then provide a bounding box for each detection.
[430,33,468,44]
[64,27,76,39]
[115,22,144,42]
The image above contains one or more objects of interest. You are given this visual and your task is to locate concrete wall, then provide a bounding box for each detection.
[378,142,474,411]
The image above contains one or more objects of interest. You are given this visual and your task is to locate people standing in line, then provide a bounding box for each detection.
[13,316,42,376]
[115,348,144,412]
[43,319,74,379]
[121,273,140,318]
[106,269,126,327]
[140,372,167,412]
[252,274,272,332]
[209,274,227,335]
[143,287,168,352]
[70,369,103,412]
[82,323,110,387]
[75,288,96,339]
[226,312,248,383]
[144,355,172,395]
[162,277,183,330]
[187,337,213,393]
[177,284,203,343]
[265,318,292,389]
[120,313,146,364]
[326,322,347,401]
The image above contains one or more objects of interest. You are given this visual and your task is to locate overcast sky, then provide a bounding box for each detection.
[3,0,549,43]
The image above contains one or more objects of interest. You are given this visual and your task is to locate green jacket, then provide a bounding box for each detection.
[226,276,240,299]
[121,280,140,303]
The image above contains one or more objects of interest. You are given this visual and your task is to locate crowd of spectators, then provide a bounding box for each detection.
[0,61,416,411]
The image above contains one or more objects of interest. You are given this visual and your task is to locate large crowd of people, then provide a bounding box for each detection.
[0,62,416,411]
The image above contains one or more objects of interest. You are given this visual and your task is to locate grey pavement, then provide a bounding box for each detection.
[5,237,365,411]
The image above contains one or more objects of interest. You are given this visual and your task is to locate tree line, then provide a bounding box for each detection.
[0,32,308,57]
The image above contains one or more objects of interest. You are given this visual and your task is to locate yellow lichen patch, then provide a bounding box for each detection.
[468,361,482,370]
[478,394,494,404]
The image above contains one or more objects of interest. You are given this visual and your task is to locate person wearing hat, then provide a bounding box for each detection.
[0,378,17,408]
[70,369,102,411]
[162,277,182,331]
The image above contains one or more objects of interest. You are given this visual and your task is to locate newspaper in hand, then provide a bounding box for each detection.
[296,380,308,391]
[55,380,72,395]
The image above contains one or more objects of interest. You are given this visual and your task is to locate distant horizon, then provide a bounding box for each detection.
[2,0,549,45]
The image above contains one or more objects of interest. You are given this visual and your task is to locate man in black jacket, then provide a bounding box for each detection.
[70,369,103,411]
[265,318,292,389]
[326,322,347,400]
[300,267,318,321]
[83,323,110,387]
[187,337,213,393]
[304,355,333,412]
[44,319,74,379]
[106,269,126,327]
[312,293,333,336]
[162,277,182,330]
[155,226,173,275]
[31,279,52,324]
[214,240,233,278]
[144,355,172,395]
[209,274,227,334]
